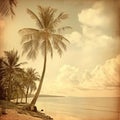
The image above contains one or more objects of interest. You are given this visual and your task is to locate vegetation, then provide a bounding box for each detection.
[22,68,40,103]
[19,5,70,108]
[0,3,70,114]
[0,58,6,100]
[0,50,40,104]
[0,0,17,17]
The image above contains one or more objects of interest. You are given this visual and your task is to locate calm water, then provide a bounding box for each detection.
[28,97,120,120]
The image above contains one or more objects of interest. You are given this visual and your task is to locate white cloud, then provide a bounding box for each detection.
[79,55,120,90]
[65,31,82,47]
[78,1,112,28]
[51,55,120,95]
[65,26,114,50]
[65,1,118,51]
[78,8,104,27]
[56,64,80,88]
[52,1,120,95]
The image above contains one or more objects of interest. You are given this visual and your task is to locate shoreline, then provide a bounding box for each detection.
[0,100,53,120]
[0,109,43,120]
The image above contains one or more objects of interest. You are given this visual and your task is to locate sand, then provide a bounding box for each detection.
[0,109,42,120]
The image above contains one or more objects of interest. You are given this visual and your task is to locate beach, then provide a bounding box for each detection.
[0,109,78,120]
[0,100,53,120]
[0,109,42,120]
[0,97,119,120]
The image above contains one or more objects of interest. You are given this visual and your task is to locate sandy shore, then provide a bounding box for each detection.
[0,109,43,120]
[0,100,53,120]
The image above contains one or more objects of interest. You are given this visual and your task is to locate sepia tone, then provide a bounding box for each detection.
[0,0,120,120]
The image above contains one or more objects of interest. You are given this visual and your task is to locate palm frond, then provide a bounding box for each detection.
[52,33,70,43]
[51,34,70,56]
[40,40,46,56]
[27,9,43,29]
[19,29,47,46]
[22,38,40,59]
[0,0,9,16]
[38,5,57,29]
[19,5,71,59]
[27,48,38,60]
[4,50,19,66]
[0,0,17,17]
[47,39,53,58]
[19,28,40,44]
[51,12,68,28]
[14,62,27,67]
[22,40,33,55]
[19,28,39,36]
[53,42,63,57]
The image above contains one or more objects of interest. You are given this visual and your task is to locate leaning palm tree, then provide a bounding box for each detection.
[1,50,26,101]
[19,5,71,107]
[0,0,17,17]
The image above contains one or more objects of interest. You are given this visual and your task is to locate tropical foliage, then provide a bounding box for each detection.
[0,50,40,103]
[22,68,40,103]
[1,50,25,101]
[0,0,17,17]
[0,3,70,113]
[19,5,70,107]
[0,58,6,100]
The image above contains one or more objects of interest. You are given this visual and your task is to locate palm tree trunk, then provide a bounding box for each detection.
[30,44,47,107]
[20,93,23,103]
[25,87,29,103]
[16,91,18,103]
[25,95,27,103]
[8,74,12,101]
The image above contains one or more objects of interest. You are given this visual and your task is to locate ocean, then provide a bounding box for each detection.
[28,97,120,120]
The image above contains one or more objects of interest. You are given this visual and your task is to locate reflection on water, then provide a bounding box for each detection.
[28,97,120,120]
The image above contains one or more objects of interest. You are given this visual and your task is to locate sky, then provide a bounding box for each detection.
[2,0,120,97]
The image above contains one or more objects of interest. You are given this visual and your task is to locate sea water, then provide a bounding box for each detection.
[28,97,120,120]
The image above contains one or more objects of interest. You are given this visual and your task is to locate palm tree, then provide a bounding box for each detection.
[0,0,17,17]
[1,49,26,101]
[19,5,71,107]
[11,72,26,103]
[0,58,6,100]
[23,68,40,103]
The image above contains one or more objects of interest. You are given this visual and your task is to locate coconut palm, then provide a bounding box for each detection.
[1,50,26,101]
[11,72,26,103]
[0,58,6,100]
[19,5,71,107]
[23,68,40,103]
[0,0,17,17]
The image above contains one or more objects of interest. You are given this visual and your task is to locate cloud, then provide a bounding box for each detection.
[79,55,120,90]
[65,31,82,47]
[65,25,115,50]
[78,1,112,28]
[64,1,116,48]
[65,1,119,53]
[51,55,120,95]
[39,1,120,97]
[56,64,80,89]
